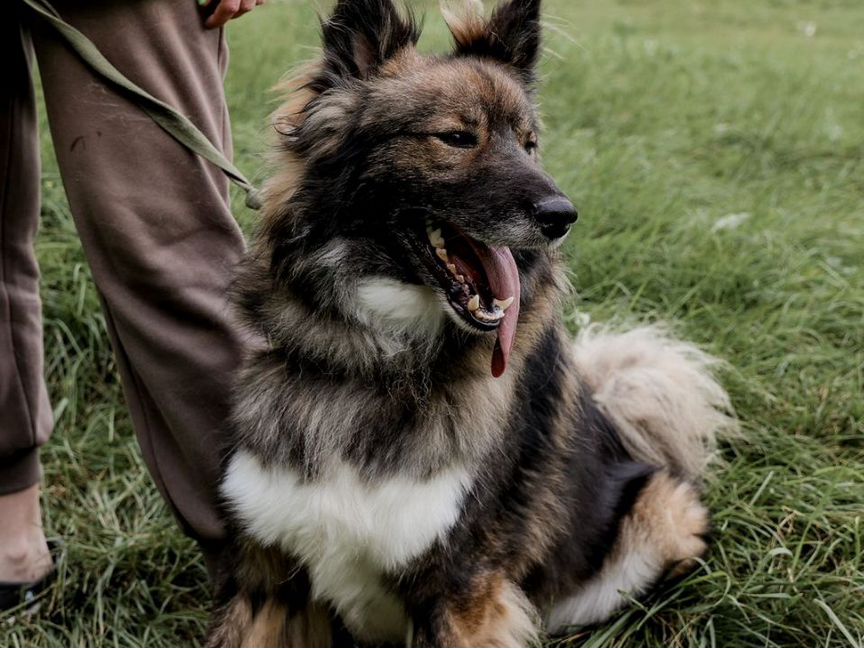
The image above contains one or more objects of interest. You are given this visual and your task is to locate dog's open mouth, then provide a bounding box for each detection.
[422,220,521,378]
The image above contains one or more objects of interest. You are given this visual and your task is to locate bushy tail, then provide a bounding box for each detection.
[572,325,738,481]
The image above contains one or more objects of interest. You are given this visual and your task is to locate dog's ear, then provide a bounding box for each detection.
[320,0,420,83]
[444,0,542,85]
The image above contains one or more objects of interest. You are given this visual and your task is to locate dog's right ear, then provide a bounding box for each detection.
[319,0,420,84]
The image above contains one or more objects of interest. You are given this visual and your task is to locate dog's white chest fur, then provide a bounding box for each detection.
[222,451,472,642]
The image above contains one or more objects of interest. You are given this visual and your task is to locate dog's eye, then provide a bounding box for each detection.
[435,131,478,149]
[525,137,539,155]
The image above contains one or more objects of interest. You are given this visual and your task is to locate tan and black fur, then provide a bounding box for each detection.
[207,1,737,646]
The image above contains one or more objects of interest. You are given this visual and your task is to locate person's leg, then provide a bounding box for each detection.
[28,0,248,567]
[0,4,53,584]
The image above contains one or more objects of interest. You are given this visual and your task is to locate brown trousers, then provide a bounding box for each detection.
[0,0,247,556]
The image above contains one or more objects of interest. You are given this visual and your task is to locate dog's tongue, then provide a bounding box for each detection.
[471,244,521,378]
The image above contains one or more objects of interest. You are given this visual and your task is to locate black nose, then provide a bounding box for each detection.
[534,196,578,240]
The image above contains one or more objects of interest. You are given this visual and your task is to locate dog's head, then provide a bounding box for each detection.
[263,0,575,376]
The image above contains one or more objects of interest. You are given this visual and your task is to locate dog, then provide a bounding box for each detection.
[206,0,737,645]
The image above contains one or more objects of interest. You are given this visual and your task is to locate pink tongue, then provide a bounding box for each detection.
[471,244,521,378]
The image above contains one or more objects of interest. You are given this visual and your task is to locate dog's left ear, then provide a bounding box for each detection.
[444,0,542,85]
[320,0,420,83]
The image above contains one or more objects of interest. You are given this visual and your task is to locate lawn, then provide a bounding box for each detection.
[3,0,862,646]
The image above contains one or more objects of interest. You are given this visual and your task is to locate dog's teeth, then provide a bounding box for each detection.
[447,263,457,275]
[473,307,505,323]
[436,248,449,263]
[468,294,481,312]
[493,296,515,312]
[428,228,445,248]
[456,274,465,283]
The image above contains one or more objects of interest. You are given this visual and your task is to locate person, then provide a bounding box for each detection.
[0,0,265,606]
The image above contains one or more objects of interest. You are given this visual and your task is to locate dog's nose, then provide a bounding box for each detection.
[534,196,578,240]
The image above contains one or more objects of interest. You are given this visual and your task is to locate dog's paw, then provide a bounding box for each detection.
[632,473,709,578]
[662,479,709,577]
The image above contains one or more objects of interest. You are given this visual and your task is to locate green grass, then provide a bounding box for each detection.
[3,0,863,646]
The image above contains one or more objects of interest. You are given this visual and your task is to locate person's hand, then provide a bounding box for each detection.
[200,0,266,29]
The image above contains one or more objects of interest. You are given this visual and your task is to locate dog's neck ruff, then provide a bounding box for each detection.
[222,451,473,643]
[354,277,447,341]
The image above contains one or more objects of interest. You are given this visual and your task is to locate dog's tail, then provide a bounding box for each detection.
[572,325,737,481]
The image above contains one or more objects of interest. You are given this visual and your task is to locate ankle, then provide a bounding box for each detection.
[0,542,52,584]
[1,532,48,566]
[0,485,53,583]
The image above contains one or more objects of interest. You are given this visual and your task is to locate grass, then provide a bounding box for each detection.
[2,0,862,646]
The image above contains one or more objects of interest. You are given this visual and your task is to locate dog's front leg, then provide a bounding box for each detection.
[205,543,335,648]
[408,571,540,648]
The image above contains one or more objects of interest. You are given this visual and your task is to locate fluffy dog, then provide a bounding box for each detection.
[207,0,737,645]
